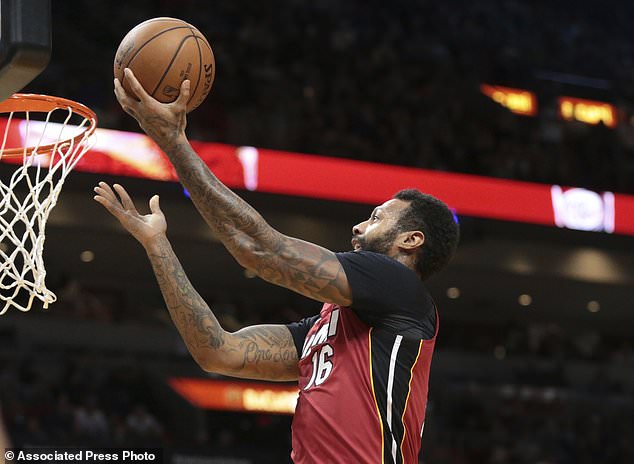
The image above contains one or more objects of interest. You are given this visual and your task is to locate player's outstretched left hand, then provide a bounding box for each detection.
[93,182,167,248]
[114,68,189,149]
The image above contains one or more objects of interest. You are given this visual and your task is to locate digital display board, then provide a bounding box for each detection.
[558,96,617,128]
[481,84,537,116]
[2,118,633,236]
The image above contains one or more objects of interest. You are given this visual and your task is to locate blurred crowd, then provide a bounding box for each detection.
[424,378,634,464]
[44,279,634,365]
[27,0,634,194]
[3,273,634,462]
[439,320,634,364]
[1,338,632,463]
[0,353,166,447]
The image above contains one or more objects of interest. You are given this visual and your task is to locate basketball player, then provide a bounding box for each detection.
[98,69,459,463]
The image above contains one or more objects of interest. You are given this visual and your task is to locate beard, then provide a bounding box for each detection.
[355,228,398,255]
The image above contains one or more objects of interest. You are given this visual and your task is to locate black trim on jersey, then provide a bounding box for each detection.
[286,315,320,357]
[370,330,422,464]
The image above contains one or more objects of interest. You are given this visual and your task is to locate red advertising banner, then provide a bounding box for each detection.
[2,119,633,236]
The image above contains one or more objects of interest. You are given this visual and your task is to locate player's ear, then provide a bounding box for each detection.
[398,230,425,251]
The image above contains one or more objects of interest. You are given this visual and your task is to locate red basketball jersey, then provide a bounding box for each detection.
[291,303,438,463]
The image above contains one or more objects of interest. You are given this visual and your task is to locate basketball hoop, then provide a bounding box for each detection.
[0,93,97,314]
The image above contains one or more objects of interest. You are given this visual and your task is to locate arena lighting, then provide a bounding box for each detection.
[505,255,535,275]
[446,287,461,299]
[518,294,532,306]
[2,119,634,236]
[587,301,601,313]
[169,378,299,414]
[480,84,537,116]
[558,96,617,128]
[562,249,625,284]
[79,250,95,263]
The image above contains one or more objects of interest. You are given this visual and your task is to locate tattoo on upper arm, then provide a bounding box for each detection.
[146,238,299,381]
[253,236,352,305]
[226,325,299,379]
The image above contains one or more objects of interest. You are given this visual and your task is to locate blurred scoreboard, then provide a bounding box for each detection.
[481,84,618,127]
[558,96,617,128]
[481,84,537,116]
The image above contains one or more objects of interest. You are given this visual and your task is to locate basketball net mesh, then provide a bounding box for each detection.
[0,94,97,314]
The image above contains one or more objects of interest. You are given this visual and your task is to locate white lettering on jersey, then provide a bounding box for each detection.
[302,309,340,390]
[305,344,334,390]
[300,309,340,359]
[327,309,340,337]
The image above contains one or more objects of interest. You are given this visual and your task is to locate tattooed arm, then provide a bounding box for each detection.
[114,69,352,307]
[145,236,298,380]
[94,183,298,381]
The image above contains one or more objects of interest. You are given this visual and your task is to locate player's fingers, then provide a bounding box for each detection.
[93,188,116,206]
[113,184,139,213]
[149,195,162,215]
[94,182,119,203]
[93,195,125,220]
[174,79,191,107]
[114,78,140,117]
[93,185,126,216]
[114,78,134,104]
[124,68,151,102]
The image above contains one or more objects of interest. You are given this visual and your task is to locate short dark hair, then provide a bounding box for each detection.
[393,189,459,280]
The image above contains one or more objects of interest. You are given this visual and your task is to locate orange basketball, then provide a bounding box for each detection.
[114,17,215,113]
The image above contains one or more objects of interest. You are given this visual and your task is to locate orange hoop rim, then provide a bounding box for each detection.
[0,93,98,158]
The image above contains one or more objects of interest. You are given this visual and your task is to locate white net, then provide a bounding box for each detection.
[0,94,97,314]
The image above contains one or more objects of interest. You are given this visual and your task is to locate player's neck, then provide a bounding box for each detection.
[389,251,419,276]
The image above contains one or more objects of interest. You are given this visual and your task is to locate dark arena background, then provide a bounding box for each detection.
[1,1,633,463]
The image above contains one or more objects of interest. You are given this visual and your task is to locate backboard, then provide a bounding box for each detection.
[0,0,51,102]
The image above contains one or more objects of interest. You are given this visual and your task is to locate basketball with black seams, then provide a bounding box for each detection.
[114,17,215,113]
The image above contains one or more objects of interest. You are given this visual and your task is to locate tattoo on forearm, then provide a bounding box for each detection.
[147,236,225,354]
[159,140,351,305]
[143,115,185,150]
[146,236,299,380]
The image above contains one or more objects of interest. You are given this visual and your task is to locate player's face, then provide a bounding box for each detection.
[351,199,409,255]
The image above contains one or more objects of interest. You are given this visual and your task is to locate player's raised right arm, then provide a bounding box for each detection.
[93,182,299,382]
[113,70,353,308]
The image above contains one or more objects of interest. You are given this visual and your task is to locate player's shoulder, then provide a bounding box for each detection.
[337,251,427,293]
[336,250,428,297]
[336,251,419,276]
